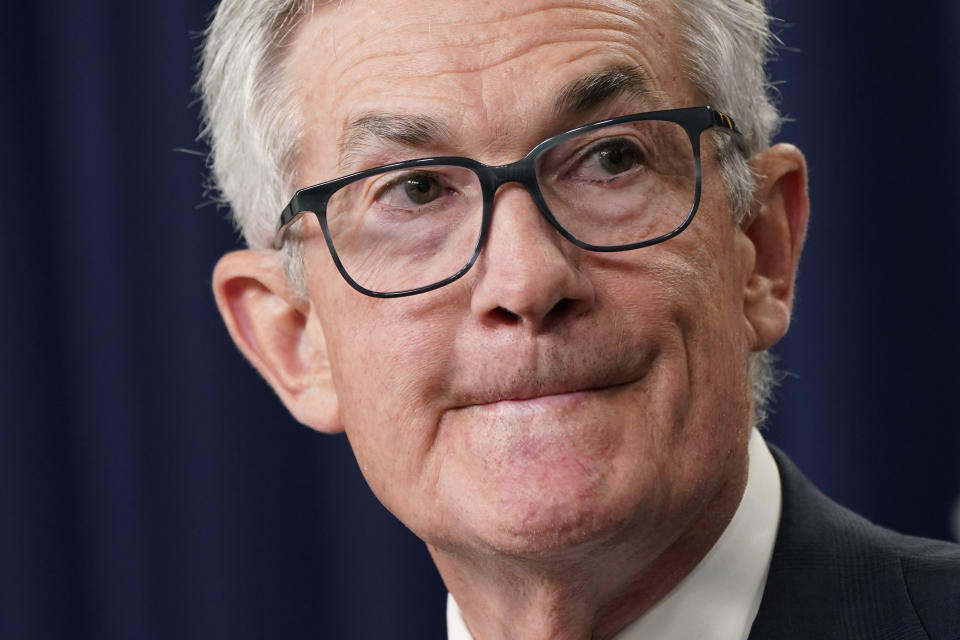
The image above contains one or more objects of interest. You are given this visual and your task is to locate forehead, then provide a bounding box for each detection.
[285,0,693,173]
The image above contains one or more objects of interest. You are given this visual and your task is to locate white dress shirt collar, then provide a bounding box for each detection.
[447,428,782,640]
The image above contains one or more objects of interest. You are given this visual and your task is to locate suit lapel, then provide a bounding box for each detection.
[747,447,926,639]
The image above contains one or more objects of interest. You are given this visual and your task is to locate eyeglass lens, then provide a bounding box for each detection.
[325,118,696,294]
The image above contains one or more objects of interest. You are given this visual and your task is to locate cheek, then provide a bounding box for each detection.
[600,246,739,343]
[325,320,440,501]
[308,257,459,495]
[598,211,752,399]
[326,309,439,421]
[663,237,754,430]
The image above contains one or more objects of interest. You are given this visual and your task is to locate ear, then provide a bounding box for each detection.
[212,250,343,433]
[740,143,810,351]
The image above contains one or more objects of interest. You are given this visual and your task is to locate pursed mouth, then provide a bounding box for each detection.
[456,376,639,411]
[447,343,659,412]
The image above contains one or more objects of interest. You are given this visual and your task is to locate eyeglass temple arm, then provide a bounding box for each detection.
[710,108,742,135]
[274,197,307,250]
[707,107,750,157]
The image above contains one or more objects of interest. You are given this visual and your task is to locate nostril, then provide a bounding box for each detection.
[549,298,573,318]
[491,306,521,325]
[486,298,579,329]
[538,297,581,332]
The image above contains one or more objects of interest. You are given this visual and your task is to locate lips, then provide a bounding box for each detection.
[445,326,659,411]
[472,379,633,408]
[449,353,650,410]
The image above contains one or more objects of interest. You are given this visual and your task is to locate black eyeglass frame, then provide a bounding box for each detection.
[275,105,742,298]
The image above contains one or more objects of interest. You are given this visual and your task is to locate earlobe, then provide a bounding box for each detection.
[212,250,344,434]
[740,143,810,351]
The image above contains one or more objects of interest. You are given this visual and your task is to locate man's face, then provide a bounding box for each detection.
[284,0,759,557]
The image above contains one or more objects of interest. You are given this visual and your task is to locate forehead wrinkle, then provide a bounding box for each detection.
[317,2,654,91]
[335,31,649,88]
[331,39,664,132]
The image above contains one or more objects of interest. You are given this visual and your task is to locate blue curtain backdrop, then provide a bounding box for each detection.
[1,1,958,638]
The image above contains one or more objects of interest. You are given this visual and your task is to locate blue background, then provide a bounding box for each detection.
[2,1,958,638]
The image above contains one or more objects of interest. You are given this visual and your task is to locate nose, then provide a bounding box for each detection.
[469,185,595,331]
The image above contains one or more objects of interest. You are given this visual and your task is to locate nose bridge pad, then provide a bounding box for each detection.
[487,161,555,237]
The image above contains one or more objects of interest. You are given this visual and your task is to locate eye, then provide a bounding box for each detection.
[597,142,639,174]
[404,175,443,204]
[376,172,446,208]
[576,138,645,180]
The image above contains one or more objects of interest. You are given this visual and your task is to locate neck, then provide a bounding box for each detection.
[429,458,749,640]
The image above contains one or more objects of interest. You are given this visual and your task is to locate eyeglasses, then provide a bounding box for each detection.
[275,106,742,298]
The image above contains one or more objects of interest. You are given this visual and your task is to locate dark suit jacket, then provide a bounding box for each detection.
[748,447,960,639]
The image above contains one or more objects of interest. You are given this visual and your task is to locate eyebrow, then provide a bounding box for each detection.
[339,113,450,171]
[553,65,663,116]
[337,65,662,170]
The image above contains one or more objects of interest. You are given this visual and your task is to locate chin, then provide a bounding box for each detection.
[429,407,660,558]
[495,499,637,559]
[442,464,650,562]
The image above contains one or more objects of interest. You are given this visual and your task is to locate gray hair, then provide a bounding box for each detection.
[199,0,312,277]
[198,0,783,424]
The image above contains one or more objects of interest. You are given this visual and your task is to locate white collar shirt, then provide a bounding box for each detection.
[447,427,782,640]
